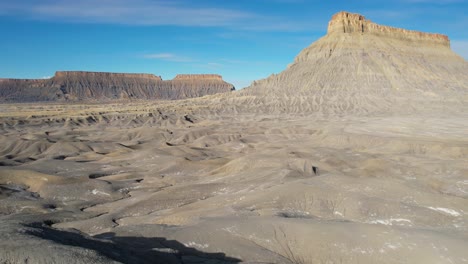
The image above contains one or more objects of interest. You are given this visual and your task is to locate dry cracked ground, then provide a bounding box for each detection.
[0,102,467,264]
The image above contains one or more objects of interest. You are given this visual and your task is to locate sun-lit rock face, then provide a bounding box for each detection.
[327,11,450,47]
[174,74,224,81]
[54,71,163,80]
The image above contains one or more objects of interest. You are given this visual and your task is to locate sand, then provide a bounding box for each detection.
[0,101,467,264]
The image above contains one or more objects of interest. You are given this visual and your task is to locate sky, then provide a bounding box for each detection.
[0,0,467,89]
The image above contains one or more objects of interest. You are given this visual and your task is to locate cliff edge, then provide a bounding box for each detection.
[327,11,449,46]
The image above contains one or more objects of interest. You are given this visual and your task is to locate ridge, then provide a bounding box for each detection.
[173,74,224,81]
[54,71,163,80]
[0,71,235,102]
[328,11,450,46]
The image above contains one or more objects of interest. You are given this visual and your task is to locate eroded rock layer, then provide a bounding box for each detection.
[327,12,450,46]
[0,71,235,102]
[236,11,468,115]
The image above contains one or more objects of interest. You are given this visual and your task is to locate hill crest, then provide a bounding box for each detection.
[328,11,450,46]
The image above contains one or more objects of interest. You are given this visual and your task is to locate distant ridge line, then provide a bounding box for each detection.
[0,71,235,102]
[1,71,231,82]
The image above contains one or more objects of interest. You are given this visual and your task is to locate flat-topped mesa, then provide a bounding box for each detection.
[54,71,163,80]
[0,78,44,82]
[173,74,223,81]
[328,11,450,47]
[0,71,234,102]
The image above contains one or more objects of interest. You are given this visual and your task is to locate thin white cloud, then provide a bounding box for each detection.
[0,0,315,32]
[0,0,252,26]
[451,40,468,60]
[143,53,192,62]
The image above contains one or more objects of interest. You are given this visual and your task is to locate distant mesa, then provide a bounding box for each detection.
[174,74,224,81]
[0,71,235,102]
[54,71,164,81]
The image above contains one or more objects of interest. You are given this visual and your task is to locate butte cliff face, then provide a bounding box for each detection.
[239,11,468,114]
[0,72,234,102]
[327,12,450,46]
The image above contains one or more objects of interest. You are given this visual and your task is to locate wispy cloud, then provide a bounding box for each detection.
[0,0,252,26]
[143,53,192,62]
[0,0,314,32]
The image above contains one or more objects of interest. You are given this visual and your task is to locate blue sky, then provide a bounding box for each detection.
[1,0,467,89]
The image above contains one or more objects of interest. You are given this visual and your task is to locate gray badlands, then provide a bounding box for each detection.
[1,11,468,264]
[0,72,235,102]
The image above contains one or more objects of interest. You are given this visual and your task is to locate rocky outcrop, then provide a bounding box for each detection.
[168,74,235,99]
[174,74,223,81]
[0,71,234,102]
[0,79,60,102]
[54,71,163,80]
[327,12,450,46]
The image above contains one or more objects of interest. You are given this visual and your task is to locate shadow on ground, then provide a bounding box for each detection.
[26,222,241,264]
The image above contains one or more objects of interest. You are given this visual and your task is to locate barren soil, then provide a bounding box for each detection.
[0,101,467,264]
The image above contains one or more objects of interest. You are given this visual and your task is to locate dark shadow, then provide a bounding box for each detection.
[88,172,113,179]
[183,115,195,124]
[312,166,319,176]
[25,222,241,264]
[0,184,40,200]
[53,155,68,160]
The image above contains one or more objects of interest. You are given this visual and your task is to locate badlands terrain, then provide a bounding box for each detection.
[1,12,468,264]
[0,72,235,102]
